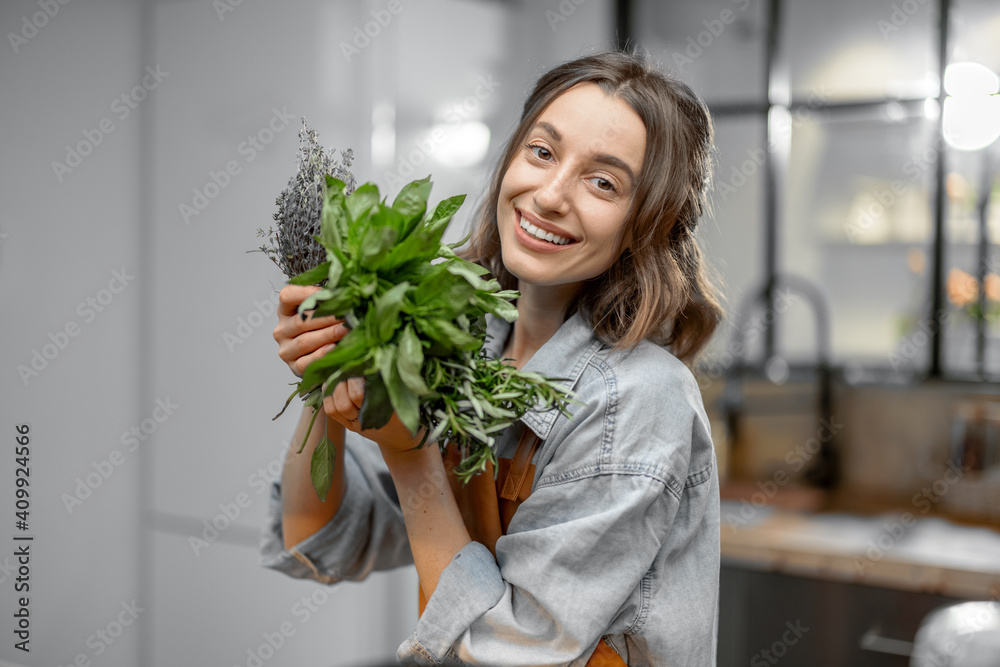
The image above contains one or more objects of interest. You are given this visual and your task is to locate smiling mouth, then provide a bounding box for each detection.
[518,215,573,245]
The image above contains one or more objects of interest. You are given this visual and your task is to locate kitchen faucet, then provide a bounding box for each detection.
[720,273,840,489]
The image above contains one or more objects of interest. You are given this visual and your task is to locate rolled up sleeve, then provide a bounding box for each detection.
[258,433,413,584]
[396,469,680,666]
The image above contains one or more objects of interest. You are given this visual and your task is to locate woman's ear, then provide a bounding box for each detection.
[620,227,634,253]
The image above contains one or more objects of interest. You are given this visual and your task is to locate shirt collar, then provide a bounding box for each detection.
[483,311,604,440]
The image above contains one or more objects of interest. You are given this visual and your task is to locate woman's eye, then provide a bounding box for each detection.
[591,177,617,193]
[527,144,552,161]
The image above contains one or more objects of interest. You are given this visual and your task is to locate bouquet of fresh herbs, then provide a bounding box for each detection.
[259,120,575,500]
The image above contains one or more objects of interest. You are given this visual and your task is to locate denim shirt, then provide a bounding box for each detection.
[259,312,720,666]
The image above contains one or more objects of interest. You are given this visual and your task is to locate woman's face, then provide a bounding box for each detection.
[497,82,646,294]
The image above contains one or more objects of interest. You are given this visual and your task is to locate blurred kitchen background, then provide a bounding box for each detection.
[1,0,999,665]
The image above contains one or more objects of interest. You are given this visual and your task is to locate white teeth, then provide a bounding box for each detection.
[520,217,570,245]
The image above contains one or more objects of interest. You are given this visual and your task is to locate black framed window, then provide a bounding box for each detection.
[624,0,1000,382]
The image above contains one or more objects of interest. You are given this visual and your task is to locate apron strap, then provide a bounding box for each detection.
[500,428,542,501]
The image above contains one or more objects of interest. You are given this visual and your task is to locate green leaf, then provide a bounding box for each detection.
[445,230,472,250]
[310,436,336,502]
[437,243,458,260]
[325,175,347,192]
[379,213,450,272]
[426,194,466,226]
[326,251,344,290]
[393,176,432,233]
[413,263,456,305]
[312,284,359,318]
[360,224,399,269]
[320,187,349,250]
[430,283,478,321]
[473,293,519,322]
[457,259,491,276]
[397,325,429,394]
[298,287,335,315]
[447,261,500,291]
[372,204,406,237]
[366,344,417,434]
[360,372,394,430]
[289,261,331,286]
[359,273,379,297]
[419,317,481,351]
[300,327,370,389]
[346,182,380,221]
[374,281,409,344]
[421,207,455,244]
[384,361,420,435]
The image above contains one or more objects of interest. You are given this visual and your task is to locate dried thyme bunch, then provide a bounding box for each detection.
[257,119,357,278]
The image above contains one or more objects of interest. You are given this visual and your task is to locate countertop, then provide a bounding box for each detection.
[720,498,1000,599]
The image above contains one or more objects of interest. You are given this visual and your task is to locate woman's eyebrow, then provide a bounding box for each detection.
[534,121,637,190]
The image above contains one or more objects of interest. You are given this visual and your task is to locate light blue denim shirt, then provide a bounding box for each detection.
[259,311,720,666]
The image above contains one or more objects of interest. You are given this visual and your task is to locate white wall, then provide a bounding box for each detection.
[0,0,612,665]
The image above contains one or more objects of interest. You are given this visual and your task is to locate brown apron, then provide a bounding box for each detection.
[417,429,627,666]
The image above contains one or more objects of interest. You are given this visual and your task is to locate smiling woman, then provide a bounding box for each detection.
[465,51,722,361]
[495,82,646,298]
[261,50,724,666]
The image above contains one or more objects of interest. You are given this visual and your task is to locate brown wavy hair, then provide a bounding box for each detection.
[461,50,723,365]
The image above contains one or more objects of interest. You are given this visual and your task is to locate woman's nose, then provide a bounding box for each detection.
[532,167,571,215]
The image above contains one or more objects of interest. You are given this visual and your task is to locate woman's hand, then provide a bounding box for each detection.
[273,285,349,378]
[322,377,427,458]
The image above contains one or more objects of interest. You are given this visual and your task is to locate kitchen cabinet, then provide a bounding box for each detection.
[718,565,967,666]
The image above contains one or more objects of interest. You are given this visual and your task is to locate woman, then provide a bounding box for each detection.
[261,50,723,666]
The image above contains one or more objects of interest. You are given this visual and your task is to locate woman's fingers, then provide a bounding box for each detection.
[273,316,345,359]
[276,325,345,377]
[346,377,365,410]
[289,343,336,378]
[323,379,366,430]
[275,286,342,334]
[277,322,346,362]
[273,284,347,378]
[276,284,320,317]
[322,378,424,452]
